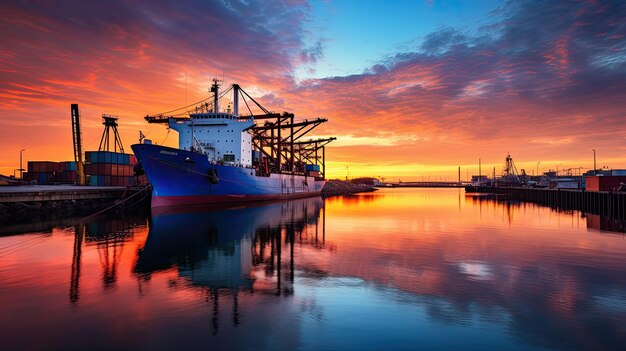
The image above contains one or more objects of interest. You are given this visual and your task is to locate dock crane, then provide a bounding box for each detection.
[70,104,86,185]
[98,114,125,153]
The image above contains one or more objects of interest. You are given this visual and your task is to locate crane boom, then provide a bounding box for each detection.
[71,104,86,185]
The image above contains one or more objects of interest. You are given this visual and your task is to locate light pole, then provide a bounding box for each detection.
[19,149,26,180]
[592,149,596,176]
[536,162,540,177]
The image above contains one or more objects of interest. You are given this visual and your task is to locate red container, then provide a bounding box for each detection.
[130,155,137,165]
[95,163,113,175]
[62,171,77,182]
[27,161,58,173]
[585,176,626,191]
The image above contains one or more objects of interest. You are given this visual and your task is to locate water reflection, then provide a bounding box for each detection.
[69,213,148,303]
[133,198,326,334]
[465,193,626,234]
[2,189,626,350]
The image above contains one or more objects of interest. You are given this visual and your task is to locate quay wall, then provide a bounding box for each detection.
[0,186,150,225]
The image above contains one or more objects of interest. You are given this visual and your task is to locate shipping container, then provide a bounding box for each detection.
[28,161,61,173]
[585,176,626,191]
[305,164,320,172]
[58,170,77,183]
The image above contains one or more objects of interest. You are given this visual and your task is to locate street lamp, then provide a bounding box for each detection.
[592,149,596,176]
[19,149,26,180]
[536,162,540,176]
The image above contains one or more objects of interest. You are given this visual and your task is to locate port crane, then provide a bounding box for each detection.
[98,115,125,153]
[70,104,86,185]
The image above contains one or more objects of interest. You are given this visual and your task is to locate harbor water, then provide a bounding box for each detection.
[1,188,625,350]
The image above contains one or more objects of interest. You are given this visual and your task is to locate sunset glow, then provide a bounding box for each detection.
[1,1,625,179]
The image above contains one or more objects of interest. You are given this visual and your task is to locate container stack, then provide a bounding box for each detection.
[305,164,321,177]
[58,161,78,183]
[24,161,78,184]
[85,151,138,186]
[24,161,61,184]
[22,152,146,186]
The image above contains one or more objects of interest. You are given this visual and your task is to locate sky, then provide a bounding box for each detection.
[1,0,625,180]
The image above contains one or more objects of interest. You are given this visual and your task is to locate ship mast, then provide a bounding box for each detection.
[210,79,221,113]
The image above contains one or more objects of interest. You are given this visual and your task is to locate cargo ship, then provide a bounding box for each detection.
[132,80,335,207]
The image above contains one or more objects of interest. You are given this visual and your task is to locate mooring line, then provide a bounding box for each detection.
[77,184,151,223]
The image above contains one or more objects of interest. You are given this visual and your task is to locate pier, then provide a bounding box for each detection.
[468,187,626,220]
[0,185,129,203]
[0,185,150,224]
[389,181,464,188]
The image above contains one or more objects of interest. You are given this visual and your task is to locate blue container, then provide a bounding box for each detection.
[89,175,97,186]
[65,161,76,171]
[85,152,92,163]
[123,154,130,165]
[104,152,112,164]
[305,164,320,172]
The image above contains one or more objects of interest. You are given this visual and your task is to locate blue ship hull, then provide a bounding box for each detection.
[131,143,324,207]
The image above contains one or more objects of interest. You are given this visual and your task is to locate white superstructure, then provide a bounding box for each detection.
[169,113,254,166]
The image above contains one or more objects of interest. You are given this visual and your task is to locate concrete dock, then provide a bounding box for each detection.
[0,185,129,203]
[0,185,150,225]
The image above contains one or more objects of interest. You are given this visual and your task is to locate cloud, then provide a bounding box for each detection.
[0,0,314,172]
[1,0,625,178]
[274,0,626,176]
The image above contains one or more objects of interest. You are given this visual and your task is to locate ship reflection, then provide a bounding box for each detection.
[134,197,325,334]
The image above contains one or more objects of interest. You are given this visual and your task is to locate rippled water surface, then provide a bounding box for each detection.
[1,188,625,350]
